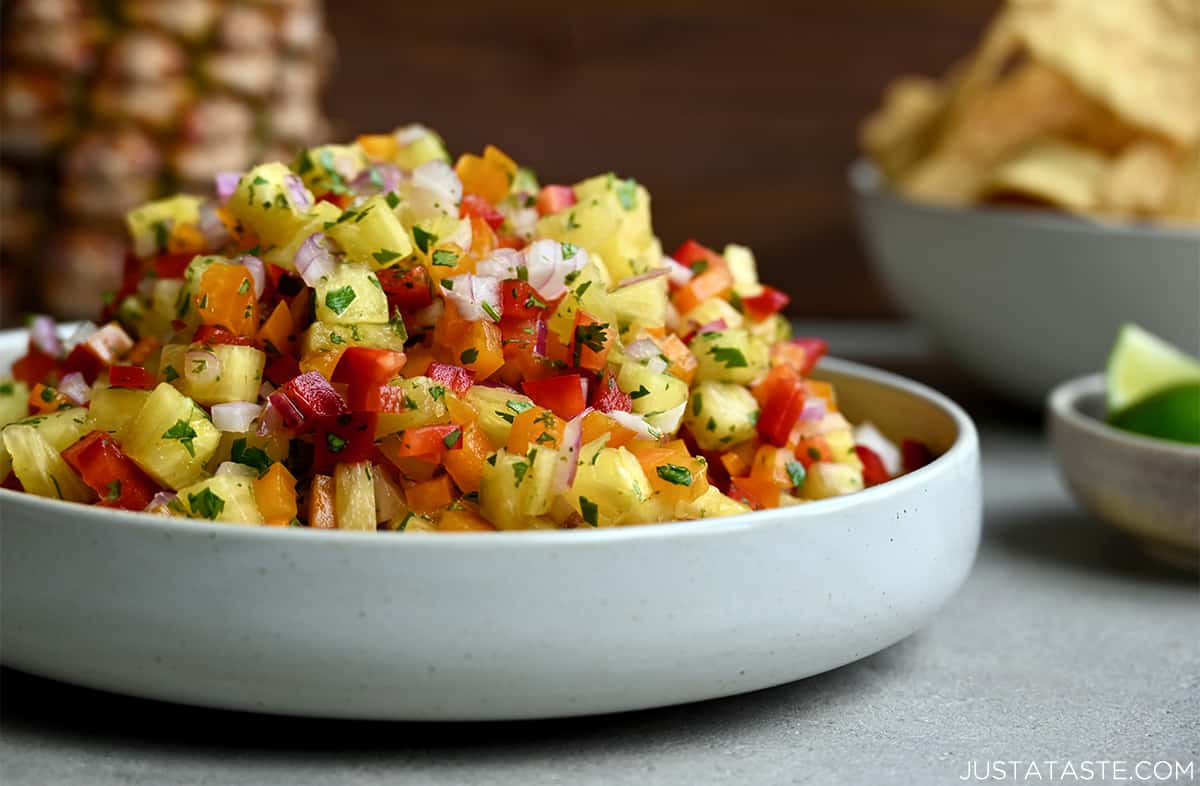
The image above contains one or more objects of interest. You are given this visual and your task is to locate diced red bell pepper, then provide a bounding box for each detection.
[500,279,548,320]
[264,354,301,387]
[460,193,505,230]
[855,445,890,487]
[62,431,160,511]
[742,285,791,321]
[317,192,353,210]
[60,345,107,385]
[102,252,143,322]
[64,323,134,382]
[108,365,156,390]
[267,263,306,299]
[312,412,379,472]
[758,373,806,447]
[901,439,934,474]
[346,384,410,414]
[152,253,194,280]
[523,374,588,420]
[331,347,407,387]
[11,344,59,387]
[392,424,462,460]
[427,362,475,395]
[728,475,777,511]
[790,337,828,376]
[377,265,433,310]
[536,185,577,216]
[672,239,725,272]
[592,368,632,413]
[279,371,348,422]
[192,325,258,347]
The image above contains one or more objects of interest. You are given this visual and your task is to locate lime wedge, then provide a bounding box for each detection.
[1105,323,1200,413]
[1107,383,1200,444]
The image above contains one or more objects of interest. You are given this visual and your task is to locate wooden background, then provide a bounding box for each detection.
[326,0,998,318]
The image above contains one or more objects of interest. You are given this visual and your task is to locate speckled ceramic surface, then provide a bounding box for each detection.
[1049,373,1200,570]
[852,160,1200,406]
[0,329,981,720]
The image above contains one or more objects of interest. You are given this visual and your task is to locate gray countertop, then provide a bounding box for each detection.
[2,323,1197,786]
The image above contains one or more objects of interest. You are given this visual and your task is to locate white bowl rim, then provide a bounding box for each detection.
[848,158,1200,241]
[0,354,979,548]
[1047,372,1200,458]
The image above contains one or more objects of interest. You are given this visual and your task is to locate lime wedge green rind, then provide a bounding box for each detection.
[1107,383,1200,445]
[1105,323,1200,414]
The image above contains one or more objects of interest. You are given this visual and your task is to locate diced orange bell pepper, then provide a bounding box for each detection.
[255,463,298,525]
[804,380,838,412]
[379,435,442,482]
[579,410,638,448]
[126,336,161,366]
[454,145,517,205]
[439,507,496,532]
[217,206,258,249]
[167,222,206,256]
[443,423,493,495]
[356,133,398,160]
[467,215,498,260]
[435,309,504,380]
[654,333,698,385]
[443,394,478,425]
[424,243,472,284]
[633,440,707,503]
[308,474,337,528]
[406,474,457,515]
[750,445,794,489]
[506,407,564,452]
[196,263,258,336]
[569,311,615,371]
[288,288,313,331]
[671,267,734,316]
[793,436,834,468]
[29,383,71,413]
[721,450,751,478]
[258,301,295,356]
[729,474,779,511]
[300,349,345,379]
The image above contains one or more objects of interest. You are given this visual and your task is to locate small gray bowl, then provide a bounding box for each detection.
[1048,373,1200,570]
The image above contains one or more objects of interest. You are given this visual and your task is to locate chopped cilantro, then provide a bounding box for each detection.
[708,346,748,368]
[689,260,709,275]
[460,347,478,364]
[187,488,225,520]
[412,226,437,254]
[231,438,273,476]
[326,433,348,453]
[0,382,12,396]
[324,286,357,315]
[481,301,501,322]
[512,461,530,485]
[630,385,651,400]
[389,308,408,339]
[385,192,401,210]
[692,393,703,416]
[574,280,591,299]
[373,249,403,264]
[40,387,55,403]
[616,178,638,210]
[566,211,581,230]
[103,479,122,501]
[506,400,534,415]
[808,446,822,461]
[561,242,579,260]
[162,419,198,457]
[237,278,250,295]
[443,428,462,449]
[785,460,807,488]
[431,249,458,267]
[656,464,692,486]
[579,496,599,526]
[429,385,446,401]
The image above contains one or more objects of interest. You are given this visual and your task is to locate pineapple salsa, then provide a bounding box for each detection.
[0,126,933,531]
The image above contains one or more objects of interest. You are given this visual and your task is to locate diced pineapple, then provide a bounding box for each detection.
[391,125,450,169]
[608,275,667,336]
[684,486,751,519]
[314,263,389,325]
[748,313,791,345]
[21,407,91,450]
[722,243,765,298]
[327,195,413,268]
[801,462,865,500]
[205,431,289,475]
[334,461,376,531]
[295,143,367,196]
[125,194,203,258]
[568,446,650,526]
[617,363,688,421]
[122,383,221,490]
[823,427,865,472]
[545,173,658,282]
[262,201,342,268]
[375,376,451,437]
[546,259,617,341]
[3,425,92,502]
[519,446,565,517]
[465,386,535,448]
[302,321,408,355]
[689,328,770,385]
[478,449,556,530]
[392,512,438,532]
[226,163,314,246]
[684,381,759,451]
[89,387,151,437]
[174,474,263,525]
[180,344,266,406]
[0,380,30,428]
[682,297,745,331]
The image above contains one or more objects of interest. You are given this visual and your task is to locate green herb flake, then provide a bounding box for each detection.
[326,433,348,453]
[656,464,692,486]
[431,249,458,268]
[162,419,198,457]
[689,260,709,275]
[152,220,170,249]
[460,347,479,365]
[708,346,748,368]
[481,301,501,322]
[692,393,703,416]
[566,211,581,231]
[785,460,807,488]
[561,242,579,260]
[412,226,437,254]
[807,446,822,461]
[506,400,534,415]
[429,385,446,401]
[373,249,403,264]
[0,383,13,396]
[385,192,401,210]
[443,428,462,449]
[630,385,651,400]
[40,387,56,403]
[616,178,638,210]
[103,479,122,501]
[163,365,180,382]
[512,461,530,486]
[237,278,251,295]
[579,496,599,526]
[187,488,226,520]
[324,286,357,315]
[231,438,273,476]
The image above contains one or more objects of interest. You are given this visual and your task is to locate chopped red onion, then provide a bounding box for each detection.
[533,319,548,357]
[29,315,61,357]
[236,255,266,298]
[198,201,232,249]
[86,323,134,364]
[350,163,404,196]
[442,274,502,323]
[503,205,538,239]
[283,174,314,210]
[294,233,336,286]
[853,421,901,476]
[410,298,444,329]
[145,491,177,514]
[58,372,91,405]
[696,319,728,334]
[211,401,263,433]
[646,356,669,375]
[256,399,289,437]
[800,398,827,422]
[266,391,305,430]
[522,239,588,300]
[214,171,242,202]
[615,267,669,290]
[552,408,589,493]
[665,256,693,287]
[607,410,662,441]
[63,321,98,351]
[185,349,221,386]
[474,248,523,280]
[216,461,258,478]
[623,338,660,362]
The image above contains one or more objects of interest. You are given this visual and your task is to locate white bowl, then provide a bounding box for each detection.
[1049,373,1200,571]
[851,160,1200,406]
[0,331,981,720]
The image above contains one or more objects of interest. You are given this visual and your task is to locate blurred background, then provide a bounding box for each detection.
[0,0,995,325]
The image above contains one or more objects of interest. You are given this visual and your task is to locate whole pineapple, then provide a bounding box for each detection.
[0,0,332,323]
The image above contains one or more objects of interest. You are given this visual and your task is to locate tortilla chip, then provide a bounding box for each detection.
[982,138,1110,213]
[1098,140,1183,216]
[1007,0,1200,146]
[860,76,947,180]
[1161,145,1200,223]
